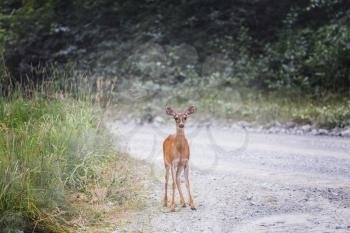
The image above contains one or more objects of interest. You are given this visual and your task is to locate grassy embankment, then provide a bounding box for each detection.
[0,92,147,233]
[114,81,350,129]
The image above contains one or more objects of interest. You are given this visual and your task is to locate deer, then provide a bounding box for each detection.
[163,105,196,212]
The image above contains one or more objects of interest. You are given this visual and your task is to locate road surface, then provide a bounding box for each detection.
[107,121,350,233]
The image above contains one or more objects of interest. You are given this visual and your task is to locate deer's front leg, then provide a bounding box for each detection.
[176,166,186,207]
[170,164,176,211]
[163,166,170,207]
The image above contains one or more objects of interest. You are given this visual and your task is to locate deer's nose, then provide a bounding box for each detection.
[179,124,184,128]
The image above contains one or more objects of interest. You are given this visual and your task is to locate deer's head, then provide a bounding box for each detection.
[166,106,196,129]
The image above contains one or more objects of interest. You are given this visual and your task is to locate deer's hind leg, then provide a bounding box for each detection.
[184,162,196,210]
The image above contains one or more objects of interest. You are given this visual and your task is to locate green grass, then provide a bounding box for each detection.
[191,88,350,128]
[114,80,350,129]
[0,93,144,232]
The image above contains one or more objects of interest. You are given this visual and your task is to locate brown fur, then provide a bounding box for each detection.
[163,106,196,211]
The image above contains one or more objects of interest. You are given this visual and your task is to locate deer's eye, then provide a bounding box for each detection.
[184,117,187,120]
[174,117,179,121]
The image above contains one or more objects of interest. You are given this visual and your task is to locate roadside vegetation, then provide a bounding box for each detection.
[0,89,147,232]
[113,81,349,130]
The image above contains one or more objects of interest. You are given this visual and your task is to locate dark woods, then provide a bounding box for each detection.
[0,0,349,95]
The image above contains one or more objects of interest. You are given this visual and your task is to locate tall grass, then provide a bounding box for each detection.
[0,93,117,232]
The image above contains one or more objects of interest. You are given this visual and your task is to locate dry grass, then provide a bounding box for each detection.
[69,156,150,233]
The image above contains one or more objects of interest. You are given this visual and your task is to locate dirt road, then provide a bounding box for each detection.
[107,121,350,233]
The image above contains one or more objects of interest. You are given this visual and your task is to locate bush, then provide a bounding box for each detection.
[264,23,350,93]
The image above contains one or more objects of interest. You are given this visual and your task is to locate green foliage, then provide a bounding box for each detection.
[0,0,54,42]
[264,23,350,92]
[292,100,350,128]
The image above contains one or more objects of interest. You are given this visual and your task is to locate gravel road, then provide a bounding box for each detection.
[107,121,350,233]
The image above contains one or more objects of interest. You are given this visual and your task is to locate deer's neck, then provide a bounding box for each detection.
[175,127,186,149]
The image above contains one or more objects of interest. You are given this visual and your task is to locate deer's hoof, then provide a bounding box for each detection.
[170,203,176,212]
[180,201,186,208]
[191,207,197,210]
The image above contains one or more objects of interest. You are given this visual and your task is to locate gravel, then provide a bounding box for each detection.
[108,121,350,233]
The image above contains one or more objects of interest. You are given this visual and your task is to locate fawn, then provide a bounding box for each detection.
[163,106,196,211]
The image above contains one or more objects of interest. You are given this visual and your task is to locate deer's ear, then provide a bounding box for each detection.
[185,105,196,115]
[166,106,176,116]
